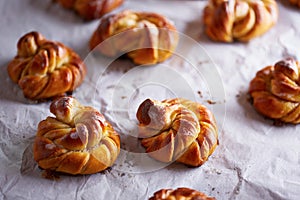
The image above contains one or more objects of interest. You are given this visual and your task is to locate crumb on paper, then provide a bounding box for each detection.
[207,100,217,105]
[197,91,203,98]
[198,60,210,65]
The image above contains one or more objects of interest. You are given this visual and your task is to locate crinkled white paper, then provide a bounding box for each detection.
[0,0,300,199]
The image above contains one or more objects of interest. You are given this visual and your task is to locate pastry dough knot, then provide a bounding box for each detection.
[149,187,216,200]
[136,98,218,167]
[55,0,124,20]
[7,31,86,100]
[89,10,179,65]
[249,58,300,124]
[33,96,120,175]
[203,0,278,42]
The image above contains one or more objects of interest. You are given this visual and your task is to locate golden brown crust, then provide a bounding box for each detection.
[89,10,179,65]
[136,98,218,167]
[149,188,216,200]
[289,0,300,7]
[249,58,300,124]
[203,0,278,42]
[33,96,120,175]
[55,0,124,20]
[7,31,86,101]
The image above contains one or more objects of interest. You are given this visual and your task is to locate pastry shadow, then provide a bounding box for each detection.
[181,13,214,45]
[103,55,138,72]
[0,60,30,104]
[235,89,274,126]
[182,18,203,42]
[164,162,202,172]
[86,52,141,73]
[235,89,297,128]
[20,141,38,175]
[277,0,299,10]
[182,14,238,46]
[238,89,300,129]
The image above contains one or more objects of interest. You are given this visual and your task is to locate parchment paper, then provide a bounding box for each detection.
[0,0,299,199]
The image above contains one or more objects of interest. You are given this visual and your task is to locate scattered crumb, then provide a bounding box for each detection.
[207,100,217,105]
[212,187,215,191]
[121,96,127,99]
[120,173,125,177]
[197,91,203,98]
[198,60,210,65]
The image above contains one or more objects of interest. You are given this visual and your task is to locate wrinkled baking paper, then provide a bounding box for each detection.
[0,0,299,199]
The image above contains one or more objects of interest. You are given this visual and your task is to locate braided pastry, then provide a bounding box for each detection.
[136,98,218,167]
[33,96,120,175]
[149,187,216,200]
[7,31,86,101]
[89,10,179,65]
[55,0,123,20]
[203,0,278,42]
[289,0,300,7]
[249,58,300,124]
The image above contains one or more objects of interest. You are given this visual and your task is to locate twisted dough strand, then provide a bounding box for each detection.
[89,10,179,65]
[203,0,278,42]
[137,98,218,167]
[249,58,300,124]
[149,188,216,200]
[34,97,120,175]
[7,32,86,100]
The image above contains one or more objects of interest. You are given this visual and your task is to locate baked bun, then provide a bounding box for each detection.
[203,0,278,42]
[149,187,216,200]
[136,98,218,167]
[249,58,300,124]
[89,10,179,65]
[7,31,86,101]
[289,0,300,7]
[33,96,120,175]
[55,0,123,20]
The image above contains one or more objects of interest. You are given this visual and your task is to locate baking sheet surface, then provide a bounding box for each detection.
[0,0,300,199]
